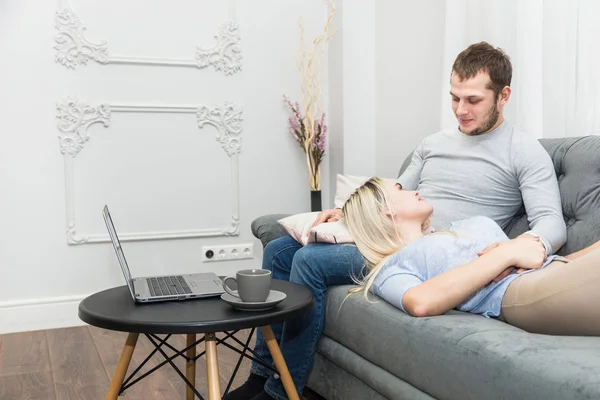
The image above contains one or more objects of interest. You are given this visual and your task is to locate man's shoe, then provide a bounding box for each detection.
[223,374,268,400]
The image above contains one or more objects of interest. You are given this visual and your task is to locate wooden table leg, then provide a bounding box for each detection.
[260,326,300,400]
[105,332,139,400]
[186,334,197,400]
[205,332,221,400]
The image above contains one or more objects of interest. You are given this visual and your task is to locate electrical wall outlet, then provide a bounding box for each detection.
[202,243,254,262]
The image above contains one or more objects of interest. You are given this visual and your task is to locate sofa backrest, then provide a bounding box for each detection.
[398,136,600,255]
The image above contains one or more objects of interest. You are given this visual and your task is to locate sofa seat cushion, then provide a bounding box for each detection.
[323,285,600,400]
[310,337,434,399]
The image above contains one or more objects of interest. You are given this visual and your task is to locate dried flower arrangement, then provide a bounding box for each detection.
[283,0,336,192]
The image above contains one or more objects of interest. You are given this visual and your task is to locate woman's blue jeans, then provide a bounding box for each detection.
[250,235,365,400]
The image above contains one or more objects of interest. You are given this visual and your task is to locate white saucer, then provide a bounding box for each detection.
[221,290,287,312]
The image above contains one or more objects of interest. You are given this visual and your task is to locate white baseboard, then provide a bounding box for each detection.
[0,295,88,334]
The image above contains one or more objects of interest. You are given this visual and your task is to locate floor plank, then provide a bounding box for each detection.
[88,326,179,400]
[0,330,51,377]
[0,371,55,400]
[47,327,109,400]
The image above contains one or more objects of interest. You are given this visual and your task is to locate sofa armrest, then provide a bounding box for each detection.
[251,214,291,248]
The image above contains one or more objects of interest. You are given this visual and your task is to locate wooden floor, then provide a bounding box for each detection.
[0,325,255,400]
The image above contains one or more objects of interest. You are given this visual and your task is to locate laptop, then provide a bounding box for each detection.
[102,205,225,303]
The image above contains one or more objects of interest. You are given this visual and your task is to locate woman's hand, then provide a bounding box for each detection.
[480,236,546,282]
[310,209,344,229]
[496,236,546,271]
[479,241,515,282]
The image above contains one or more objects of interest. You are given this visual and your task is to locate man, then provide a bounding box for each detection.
[397,41,566,279]
[226,42,566,400]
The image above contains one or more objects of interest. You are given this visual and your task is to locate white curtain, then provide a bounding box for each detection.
[439,0,600,138]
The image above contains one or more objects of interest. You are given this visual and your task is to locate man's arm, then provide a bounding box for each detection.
[514,139,567,255]
[397,142,425,190]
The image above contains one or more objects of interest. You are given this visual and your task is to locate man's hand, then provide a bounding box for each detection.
[310,208,343,229]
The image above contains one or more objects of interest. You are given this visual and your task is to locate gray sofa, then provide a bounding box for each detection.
[251,136,600,400]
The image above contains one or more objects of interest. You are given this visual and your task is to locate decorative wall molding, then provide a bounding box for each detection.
[54,7,242,75]
[57,99,111,157]
[56,97,243,245]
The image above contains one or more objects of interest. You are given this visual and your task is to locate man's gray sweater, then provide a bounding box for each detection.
[398,121,567,255]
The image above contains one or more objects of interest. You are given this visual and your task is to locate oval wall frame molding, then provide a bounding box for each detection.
[54,6,242,75]
[56,97,244,245]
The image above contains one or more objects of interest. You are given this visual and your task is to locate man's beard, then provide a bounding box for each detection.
[459,102,500,136]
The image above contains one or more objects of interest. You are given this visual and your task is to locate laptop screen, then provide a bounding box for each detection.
[102,205,136,301]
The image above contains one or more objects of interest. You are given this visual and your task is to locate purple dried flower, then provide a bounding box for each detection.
[283,95,328,185]
[282,94,293,109]
[317,113,327,150]
[288,115,299,133]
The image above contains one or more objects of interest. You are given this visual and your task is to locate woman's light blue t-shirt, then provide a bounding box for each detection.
[370,216,559,318]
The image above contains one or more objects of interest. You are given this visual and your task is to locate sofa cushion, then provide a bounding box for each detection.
[323,285,600,400]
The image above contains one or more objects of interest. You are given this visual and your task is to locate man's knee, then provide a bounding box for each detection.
[264,236,299,260]
[293,246,321,270]
[291,244,343,282]
[290,247,327,288]
[263,235,301,272]
[292,244,365,282]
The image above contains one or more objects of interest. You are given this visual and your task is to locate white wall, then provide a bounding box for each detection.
[327,0,344,206]
[375,1,447,178]
[326,0,378,209]
[328,0,446,190]
[0,0,330,334]
[340,0,377,177]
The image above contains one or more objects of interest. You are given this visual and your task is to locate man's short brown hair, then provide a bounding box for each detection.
[452,41,512,98]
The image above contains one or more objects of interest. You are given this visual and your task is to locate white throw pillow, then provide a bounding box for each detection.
[333,174,372,208]
[278,174,372,246]
[278,212,354,245]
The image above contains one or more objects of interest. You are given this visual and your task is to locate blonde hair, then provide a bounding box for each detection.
[342,177,430,300]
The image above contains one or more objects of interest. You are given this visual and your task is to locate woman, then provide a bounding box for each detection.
[343,177,600,335]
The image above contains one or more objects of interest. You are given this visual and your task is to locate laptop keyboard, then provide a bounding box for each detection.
[147,276,192,297]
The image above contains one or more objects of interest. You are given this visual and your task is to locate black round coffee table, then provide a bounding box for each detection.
[79,279,313,400]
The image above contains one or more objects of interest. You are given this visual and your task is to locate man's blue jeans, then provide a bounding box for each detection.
[250,235,365,400]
